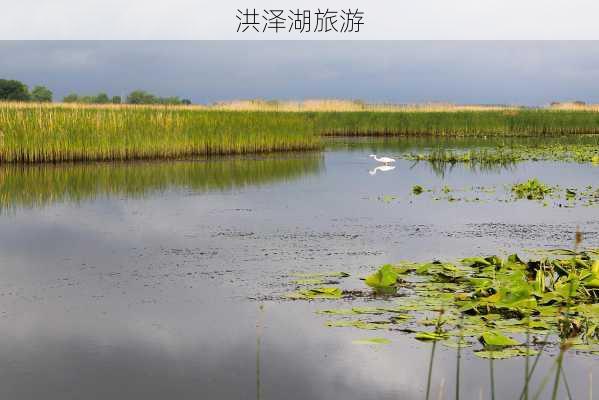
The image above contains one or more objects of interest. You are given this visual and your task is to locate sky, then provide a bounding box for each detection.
[1,41,599,105]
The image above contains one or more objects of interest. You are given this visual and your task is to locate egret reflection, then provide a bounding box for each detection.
[369,165,396,175]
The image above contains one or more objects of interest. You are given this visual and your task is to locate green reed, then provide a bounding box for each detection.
[314,110,599,136]
[0,106,320,162]
[3,104,599,163]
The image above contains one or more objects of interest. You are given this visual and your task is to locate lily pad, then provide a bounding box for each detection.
[289,287,342,299]
[415,331,449,341]
[480,331,521,347]
[365,264,399,293]
[474,348,539,359]
[326,320,391,330]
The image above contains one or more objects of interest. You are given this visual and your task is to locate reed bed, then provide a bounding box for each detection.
[1,100,518,112]
[3,103,599,163]
[210,99,519,112]
[313,110,599,136]
[0,105,319,162]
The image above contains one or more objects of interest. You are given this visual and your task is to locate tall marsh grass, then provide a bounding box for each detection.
[2,103,599,163]
[312,110,599,136]
[0,104,320,162]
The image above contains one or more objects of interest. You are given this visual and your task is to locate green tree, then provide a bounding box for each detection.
[127,90,156,104]
[156,96,182,105]
[111,95,122,104]
[63,93,79,103]
[0,79,30,101]
[31,86,53,102]
[94,93,110,104]
[182,99,192,105]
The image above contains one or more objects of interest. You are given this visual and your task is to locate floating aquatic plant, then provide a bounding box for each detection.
[412,185,424,195]
[364,264,400,294]
[511,178,553,200]
[403,143,599,166]
[288,287,343,300]
[377,195,398,203]
[415,331,449,341]
[480,331,521,347]
[326,319,391,330]
[285,248,599,359]
[474,348,539,359]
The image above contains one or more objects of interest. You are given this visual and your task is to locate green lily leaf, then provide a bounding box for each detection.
[480,331,521,347]
[475,348,539,359]
[326,320,391,330]
[461,257,492,268]
[289,287,342,299]
[507,254,524,264]
[415,331,448,341]
[365,264,399,292]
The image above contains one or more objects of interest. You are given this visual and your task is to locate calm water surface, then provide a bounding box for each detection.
[0,138,597,399]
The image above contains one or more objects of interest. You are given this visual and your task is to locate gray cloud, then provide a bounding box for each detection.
[1,41,599,105]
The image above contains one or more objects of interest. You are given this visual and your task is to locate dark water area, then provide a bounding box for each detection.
[0,138,597,399]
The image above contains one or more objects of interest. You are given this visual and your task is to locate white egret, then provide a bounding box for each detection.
[369,154,396,164]
[369,165,396,175]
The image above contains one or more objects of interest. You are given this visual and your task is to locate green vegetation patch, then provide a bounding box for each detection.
[412,185,424,195]
[511,178,554,200]
[0,106,321,163]
[288,287,343,300]
[5,104,599,163]
[284,248,599,359]
[403,142,599,166]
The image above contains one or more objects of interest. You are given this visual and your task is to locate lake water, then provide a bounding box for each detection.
[0,138,597,399]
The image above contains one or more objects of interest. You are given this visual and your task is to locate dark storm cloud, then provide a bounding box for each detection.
[1,41,599,105]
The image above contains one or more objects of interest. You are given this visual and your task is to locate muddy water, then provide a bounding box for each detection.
[0,139,597,399]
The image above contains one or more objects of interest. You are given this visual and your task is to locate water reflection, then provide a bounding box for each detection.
[330,135,597,178]
[0,153,323,211]
[411,158,517,178]
[369,165,396,175]
[0,138,598,399]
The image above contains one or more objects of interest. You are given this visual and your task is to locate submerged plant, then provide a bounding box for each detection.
[412,185,424,195]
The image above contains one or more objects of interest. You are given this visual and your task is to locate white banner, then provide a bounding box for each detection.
[2,0,599,39]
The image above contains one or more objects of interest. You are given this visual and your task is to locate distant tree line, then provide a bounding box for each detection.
[64,90,192,105]
[63,93,121,104]
[0,79,192,105]
[0,79,53,102]
[125,90,192,105]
